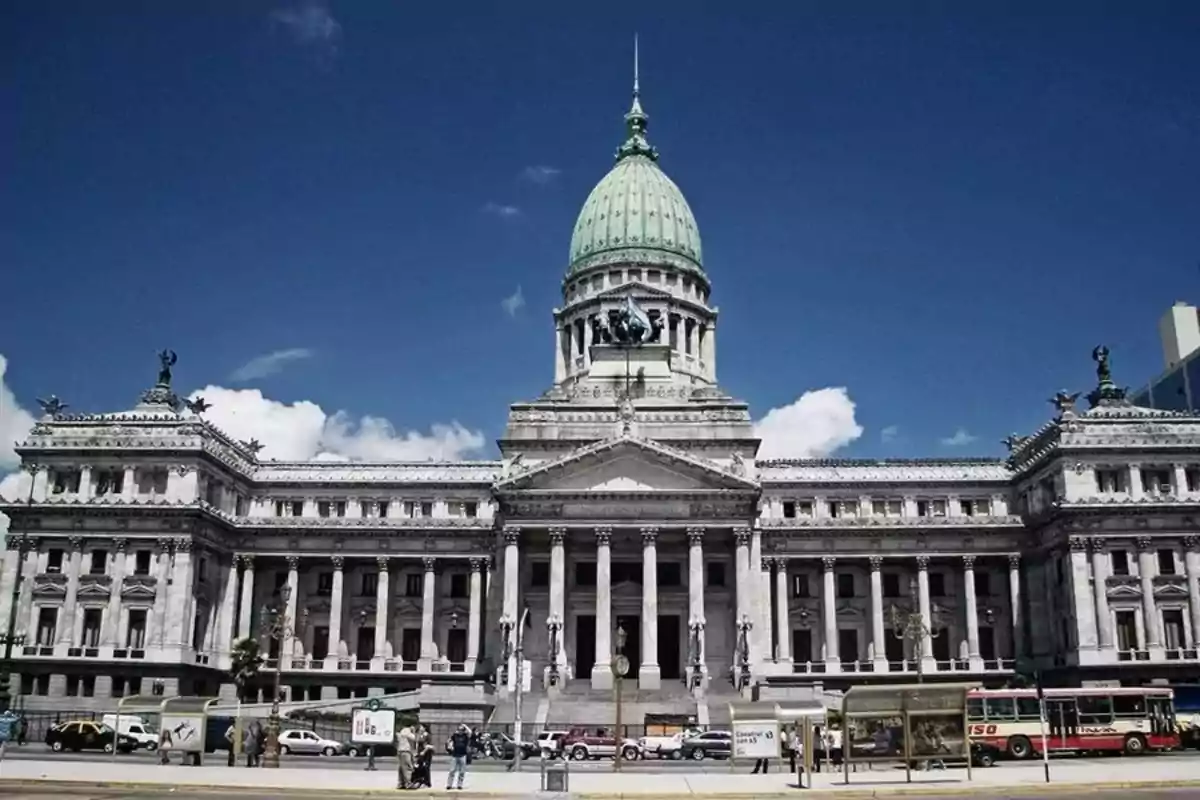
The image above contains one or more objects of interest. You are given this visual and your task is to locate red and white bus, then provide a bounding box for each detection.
[967,686,1179,759]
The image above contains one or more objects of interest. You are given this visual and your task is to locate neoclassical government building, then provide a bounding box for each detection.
[3,77,1200,716]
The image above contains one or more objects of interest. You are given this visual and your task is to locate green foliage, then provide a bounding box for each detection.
[229,638,264,700]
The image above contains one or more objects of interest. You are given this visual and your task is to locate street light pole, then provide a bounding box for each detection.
[0,466,37,712]
[259,584,305,769]
[888,578,942,683]
[511,606,530,773]
[612,624,628,772]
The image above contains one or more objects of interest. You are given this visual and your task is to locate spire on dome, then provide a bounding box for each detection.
[617,34,658,162]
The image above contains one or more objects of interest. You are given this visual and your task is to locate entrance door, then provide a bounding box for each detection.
[576,615,596,676]
[1045,697,1076,749]
[616,615,640,677]
[446,629,467,664]
[793,629,812,663]
[357,626,376,662]
[658,615,681,679]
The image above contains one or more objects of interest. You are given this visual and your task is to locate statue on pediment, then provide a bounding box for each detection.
[1093,345,1112,384]
[37,395,68,417]
[730,452,746,477]
[1049,390,1080,416]
[157,349,178,387]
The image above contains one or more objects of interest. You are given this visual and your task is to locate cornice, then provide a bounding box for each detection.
[759,460,1011,484]
[759,514,1025,530]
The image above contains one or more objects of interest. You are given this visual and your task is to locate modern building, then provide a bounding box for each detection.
[3,75,1200,721]
[1133,301,1200,413]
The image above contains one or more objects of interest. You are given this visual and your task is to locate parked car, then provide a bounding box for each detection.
[564,729,641,761]
[639,731,694,760]
[46,721,136,754]
[678,730,732,761]
[971,741,1003,768]
[277,729,347,756]
[484,732,537,760]
[537,731,569,758]
[101,714,158,750]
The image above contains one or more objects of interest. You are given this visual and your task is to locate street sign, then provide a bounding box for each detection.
[352,705,397,745]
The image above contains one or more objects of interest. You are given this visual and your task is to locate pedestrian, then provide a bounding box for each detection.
[446,723,471,790]
[412,736,434,788]
[246,721,263,767]
[812,725,823,773]
[396,723,416,789]
[16,716,26,747]
[783,727,796,774]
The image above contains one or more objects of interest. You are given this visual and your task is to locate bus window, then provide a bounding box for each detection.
[1076,695,1113,725]
[1112,695,1147,717]
[967,698,984,721]
[1016,698,1042,720]
[985,697,1015,720]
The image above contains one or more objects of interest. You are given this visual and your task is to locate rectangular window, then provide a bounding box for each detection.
[974,571,991,597]
[134,550,152,575]
[464,501,478,518]
[420,501,433,517]
[405,573,422,597]
[318,501,332,518]
[235,495,248,516]
[291,500,303,517]
[797,501,814,517]
[872,500,902,517]
[782,501,796,518]
[403,501,416,518]
[1077,695,1113,725]
[1163,609,1186,650]
[985,697,1015,720]
[657,562,682,587]
[1187,467,1200,493]
[916,500,947,517]
[531,562,550,588]
[36,607,57,647]
[959,499,991,516]
[575,561,596,587]
[838,629,860,663]
[1157,549,1176,575]
[1095,468,1123,493]
[128,676,142,695]
[92,469,119,496]
[81,675,94,697]
[1115,610,1138,651]
[89,550,107,575]
[66,675,79,696]
[836,573,855,599]
[126,609,147,649]
[46,549,64,574]
[827,500,858,518]
[449,573,468,598]
[929,572,946,597]
[883,573,901,598]
[311,626,330,660]
[706,562,725,588]
[1142,468,1173,496]
[792,573,810,598]
[361,572,378,596]
[317,572,333,596]
[275,500,286,517]
[1111,550,1130,576]
[82,608,102,648]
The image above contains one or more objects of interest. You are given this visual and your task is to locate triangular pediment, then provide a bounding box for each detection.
[592,282,675,303]
[1153,584,1189,598]
[495,436,757,494]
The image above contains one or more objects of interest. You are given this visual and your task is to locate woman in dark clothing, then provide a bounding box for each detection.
[411,738,435,788]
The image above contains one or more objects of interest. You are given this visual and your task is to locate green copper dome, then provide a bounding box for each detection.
[567,85,703,276]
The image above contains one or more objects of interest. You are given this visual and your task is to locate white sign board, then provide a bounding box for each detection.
[159,714,205,753]
[505,657,533,692]
[351,707,396,745]
[732,720,781,759]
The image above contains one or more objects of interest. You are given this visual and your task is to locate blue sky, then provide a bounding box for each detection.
[2,0,1199,465]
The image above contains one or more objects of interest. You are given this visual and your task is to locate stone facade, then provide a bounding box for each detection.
[4,81,1200,715]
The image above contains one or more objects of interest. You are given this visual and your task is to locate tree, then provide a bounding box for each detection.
[229,638,264,702]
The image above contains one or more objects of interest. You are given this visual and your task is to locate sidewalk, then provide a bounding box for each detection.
[0,757,1197,796]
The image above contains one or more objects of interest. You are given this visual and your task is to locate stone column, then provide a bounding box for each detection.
[548,527,567,671]
[77,465,92,502]
[821,557,840,668]
[916,555,935,669]
[152,540,172,648]
[1007,555,1023,661]
[554,324,567,383]
[502,527,520,656]
[217,555,239,657]
[639,527,661,689]
[1092,541,1114,650]
[760,556,773,661]
[103,538,127,648]
[283,555,299,664]
[686,527,708,678]
[58,537,83,648]
[592,527,613,690]
[1136,537,1162,655]
[734,528,751,635]
[963,556,982,668]
[420,557,437,665]
[326,556,345,669]
[1185,537,1200,654]
[466,557,483,672]
[374,557,390,668]
[237,555,255,640]
[707,320,718,381]
[14,544,37,642]
[121,466,135,501]
[1068,538,1098,651]
[774,557,791,665]
[749,527,765,665]
[869,556,888,672]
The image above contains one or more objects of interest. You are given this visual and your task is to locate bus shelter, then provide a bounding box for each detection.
[841,683,976,785]
[775,700,827,789]
[111,695,218,764]
[728,701,780,772]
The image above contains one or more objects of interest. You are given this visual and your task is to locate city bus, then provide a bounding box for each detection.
[966,686,1179,759]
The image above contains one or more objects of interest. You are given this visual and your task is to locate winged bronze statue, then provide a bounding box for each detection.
[185,396,212,415]
[36,395,68,417]
[241,438,265,456]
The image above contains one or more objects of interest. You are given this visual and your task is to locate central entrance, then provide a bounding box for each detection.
[616,614,641,677]
[658,614,681,680]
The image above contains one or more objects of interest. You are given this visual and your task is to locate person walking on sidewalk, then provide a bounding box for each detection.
[395,724,416,789]
[446,723,471,790]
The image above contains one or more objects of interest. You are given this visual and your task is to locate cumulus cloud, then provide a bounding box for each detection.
[189,385,486,462]
[880,425,900,444]
[230,348,314,382]
[501,286,525,317]
[483,202,521,219]
[940,428,978,447]
[271,0,342,55]
[0,355,37,536]
[520,165,561,184]
[754,387,864,460]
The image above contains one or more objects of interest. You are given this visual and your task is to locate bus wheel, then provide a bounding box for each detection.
[1124,734,1147,756]
[1007,736,1033,760]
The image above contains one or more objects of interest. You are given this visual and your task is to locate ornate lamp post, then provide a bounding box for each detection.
[612,623,629,772]
[888,578,942,683]
[546,615,563,687]
[258,585,307,768]
[498,614,515,687]
[735,614,753,691]
[0,464,37,712]
[687,618,705,689]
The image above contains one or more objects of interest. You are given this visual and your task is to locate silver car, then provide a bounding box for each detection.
[277,729,346,756]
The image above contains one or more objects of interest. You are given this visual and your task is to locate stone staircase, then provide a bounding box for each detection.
[544,679,702,730]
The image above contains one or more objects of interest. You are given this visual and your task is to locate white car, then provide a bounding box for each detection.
[100,714,158,750]
[537,731,569,758]
[277,729,346,756]
[639,731,689,759]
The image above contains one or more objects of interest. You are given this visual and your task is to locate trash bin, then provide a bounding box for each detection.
[541,759,569,792]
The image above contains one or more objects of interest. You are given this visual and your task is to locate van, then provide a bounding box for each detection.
[101,714,159,750]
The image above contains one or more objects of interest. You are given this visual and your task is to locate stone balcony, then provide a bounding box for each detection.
[785,657,1016,677]
[264,656,475,676]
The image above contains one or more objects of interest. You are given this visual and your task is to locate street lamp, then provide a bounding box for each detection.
[735,614,753,691]
[546,615,563,687]
[0,464,37,712]
[612,624,628,772]
[498,614,515,687]
[888,578,942,683]
[258,585,307,768]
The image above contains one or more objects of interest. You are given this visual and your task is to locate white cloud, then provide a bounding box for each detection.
[940,428,978,447]
[230,348,314,382]
[0,355,37,537]
[754,387,864,460]
[189,385,486,462]
[520,165,561,184]
[880,425,900,444]
[483,202,521,219]
[271,1,341,53]
[501,286,525,317]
